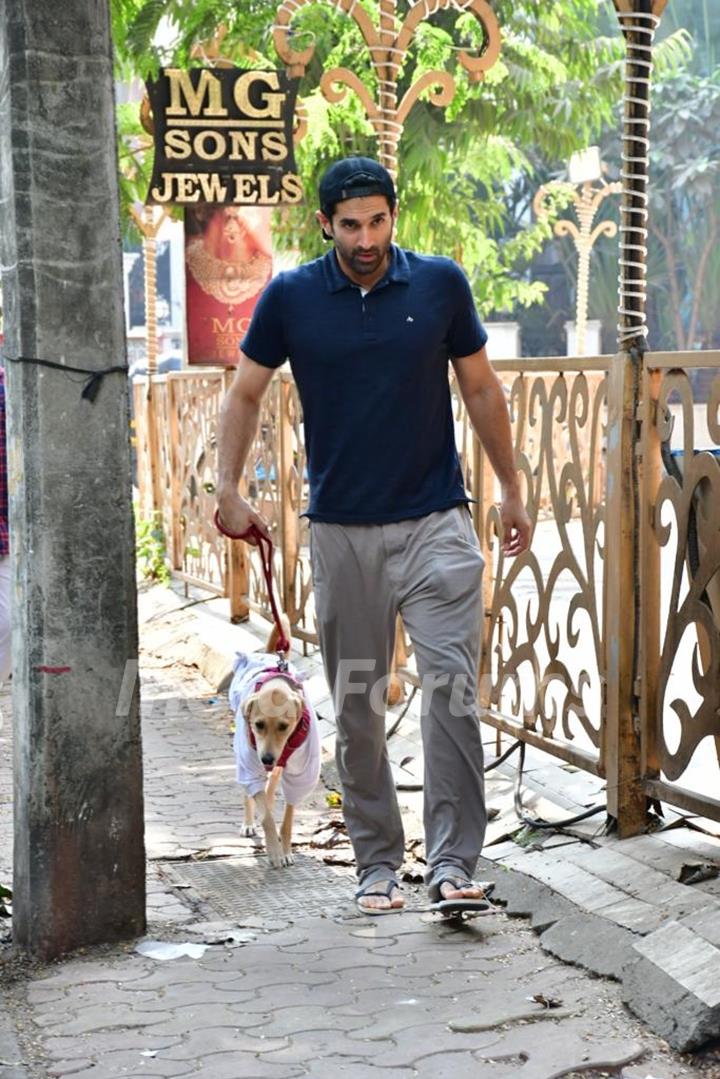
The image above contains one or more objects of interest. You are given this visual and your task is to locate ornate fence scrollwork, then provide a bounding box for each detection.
[641,357,720,819]
[172,371,229,593]
[478,360,609,775]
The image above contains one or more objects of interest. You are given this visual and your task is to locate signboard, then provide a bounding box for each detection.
[145,68,302,206]
[185,205,272,365]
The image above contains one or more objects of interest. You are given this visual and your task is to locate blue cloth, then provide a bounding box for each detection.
[241,245,488,524]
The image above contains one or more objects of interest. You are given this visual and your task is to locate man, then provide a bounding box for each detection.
[217,157,530,914]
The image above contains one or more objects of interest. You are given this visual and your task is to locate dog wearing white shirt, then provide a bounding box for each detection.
[229,622,321,868]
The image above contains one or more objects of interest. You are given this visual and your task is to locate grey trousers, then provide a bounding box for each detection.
[310,506,487,893]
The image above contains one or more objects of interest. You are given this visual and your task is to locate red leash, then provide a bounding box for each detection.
[214,509,291,655]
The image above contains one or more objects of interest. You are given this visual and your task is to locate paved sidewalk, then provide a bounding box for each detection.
[0,585,719,1077]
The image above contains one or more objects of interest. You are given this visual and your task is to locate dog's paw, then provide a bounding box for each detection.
[240,823,258,838]
[280,850,295,867]
[267,842,285,868]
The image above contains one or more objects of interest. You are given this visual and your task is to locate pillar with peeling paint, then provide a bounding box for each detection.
[0,1,146,957]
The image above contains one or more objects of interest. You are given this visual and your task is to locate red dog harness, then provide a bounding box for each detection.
[246,667,312,770]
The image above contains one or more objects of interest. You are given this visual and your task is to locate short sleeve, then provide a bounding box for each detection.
[240,273,287,369]
[446,263,488,359]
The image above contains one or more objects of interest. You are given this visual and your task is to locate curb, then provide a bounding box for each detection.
[479,855,720,1052]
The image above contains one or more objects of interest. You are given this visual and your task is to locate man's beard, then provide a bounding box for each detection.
[344,244,388,276]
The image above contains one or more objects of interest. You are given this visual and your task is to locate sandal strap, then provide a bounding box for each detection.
[356,879,399,900]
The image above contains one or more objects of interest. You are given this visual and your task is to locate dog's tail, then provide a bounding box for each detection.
[267,612,292,656]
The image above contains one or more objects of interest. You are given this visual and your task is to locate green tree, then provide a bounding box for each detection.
[110,0,689,315]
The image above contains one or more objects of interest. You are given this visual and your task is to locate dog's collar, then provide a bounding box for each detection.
[247,666,311,770]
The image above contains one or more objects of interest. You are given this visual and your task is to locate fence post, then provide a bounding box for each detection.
[638,361,662,787]
[603,353,646,836]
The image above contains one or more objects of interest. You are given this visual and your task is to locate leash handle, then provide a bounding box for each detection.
[214,509,291,655]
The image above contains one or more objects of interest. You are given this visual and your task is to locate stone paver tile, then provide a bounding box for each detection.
[337,986,461,1016]
[260,1029,391,1066]
[403,1049,500,1079]
[141,1001,257,1036]
[160,1027,290,1059]
[118,964,253,992]
[300,947,403,973]
[49,1048,200,1078]
[235,982,357,1015]
[473,1026,645,1079]
[135,985,256,1011]
[250,1006,368,1039]
[41,1031,184,1061]
[32,960,156,989]
[346,1002,454,1041]
[55,1067,197,1079]
[31,988,167,1028]
[25,985,73,1006]
[44,1059,95,1077]
[300,1059,414,1079]
[363,1021,499,1068]
[217,968,342,996]
[176,1055,304,1079]
[38,1005,176,1037]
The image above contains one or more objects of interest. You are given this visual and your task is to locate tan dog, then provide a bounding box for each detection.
[231,618,321,868]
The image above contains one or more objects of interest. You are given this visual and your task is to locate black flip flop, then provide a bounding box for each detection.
[355,879,405,916]
[429,877,495,918]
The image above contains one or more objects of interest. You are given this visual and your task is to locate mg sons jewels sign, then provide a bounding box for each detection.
[145,67,302,206]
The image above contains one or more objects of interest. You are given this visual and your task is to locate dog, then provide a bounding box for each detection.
[229,617,321,868]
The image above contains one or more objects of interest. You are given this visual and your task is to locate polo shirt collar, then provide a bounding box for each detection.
[322,245,410,293]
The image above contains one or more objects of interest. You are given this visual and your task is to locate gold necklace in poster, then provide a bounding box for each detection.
[186,238,271,306]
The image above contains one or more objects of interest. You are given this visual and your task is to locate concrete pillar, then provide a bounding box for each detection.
[0,0,146,957]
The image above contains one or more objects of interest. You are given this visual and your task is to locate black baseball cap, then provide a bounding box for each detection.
[319,157,396,215]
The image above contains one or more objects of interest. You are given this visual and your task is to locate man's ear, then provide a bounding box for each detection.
[316,209,333,242]
[242,693,259,722]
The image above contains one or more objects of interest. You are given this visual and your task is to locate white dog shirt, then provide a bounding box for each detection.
[229,652,321,805]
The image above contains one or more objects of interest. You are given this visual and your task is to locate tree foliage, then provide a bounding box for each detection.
[110,0,691,318]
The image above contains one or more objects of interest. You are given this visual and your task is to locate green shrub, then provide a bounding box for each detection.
[135,508,171,584]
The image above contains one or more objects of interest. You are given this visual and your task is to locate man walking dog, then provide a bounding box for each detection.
[217,157,530,914]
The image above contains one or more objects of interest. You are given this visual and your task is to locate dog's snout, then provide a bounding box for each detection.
[261,753,275,767]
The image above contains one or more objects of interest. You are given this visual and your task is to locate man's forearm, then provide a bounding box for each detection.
[217,392,260,502]
[463,375,519,494]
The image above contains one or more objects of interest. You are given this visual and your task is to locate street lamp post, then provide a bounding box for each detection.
[534,149,621,357]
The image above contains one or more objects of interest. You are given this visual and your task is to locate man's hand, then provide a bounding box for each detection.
[216,490,271,546]
[499,487,531,557]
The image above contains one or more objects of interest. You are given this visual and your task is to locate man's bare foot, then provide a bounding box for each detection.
[439,879,485,901]
[356,879,405,915]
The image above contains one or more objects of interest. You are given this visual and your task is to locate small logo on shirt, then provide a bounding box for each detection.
[406,316,414,322]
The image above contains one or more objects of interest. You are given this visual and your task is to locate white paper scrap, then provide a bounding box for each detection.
[135,940,209,961]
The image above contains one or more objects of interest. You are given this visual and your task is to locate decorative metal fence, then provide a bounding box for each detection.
[134,350,720,832]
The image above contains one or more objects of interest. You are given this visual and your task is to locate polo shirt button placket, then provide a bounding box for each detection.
[362,290,377,343]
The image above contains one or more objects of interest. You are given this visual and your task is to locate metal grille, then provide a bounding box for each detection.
[159,852,356,920]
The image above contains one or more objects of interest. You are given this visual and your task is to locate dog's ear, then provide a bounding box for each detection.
[242,693,259,722]
[289,691,304,722]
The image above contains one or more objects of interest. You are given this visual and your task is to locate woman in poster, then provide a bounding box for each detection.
[185,205,272,365]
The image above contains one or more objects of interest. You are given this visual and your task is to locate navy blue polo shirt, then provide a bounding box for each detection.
[241,245,488,523]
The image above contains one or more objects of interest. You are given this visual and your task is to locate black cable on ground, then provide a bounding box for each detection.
[482,738,607,830]
[512,740,607,830]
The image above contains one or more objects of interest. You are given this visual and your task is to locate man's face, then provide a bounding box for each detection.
[317,195,397,285]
